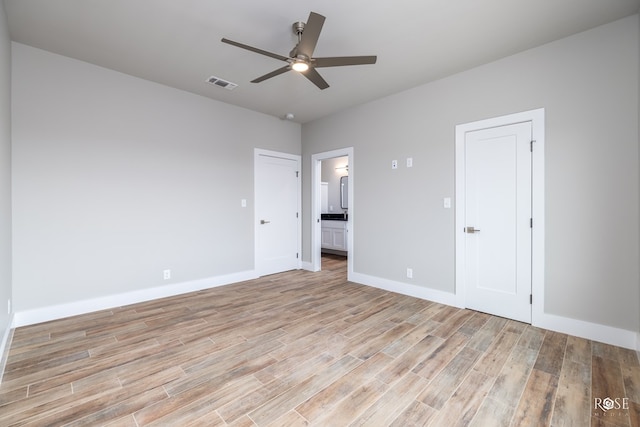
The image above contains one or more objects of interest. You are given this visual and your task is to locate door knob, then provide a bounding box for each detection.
[465,226,480,234]
[260,220,271,225]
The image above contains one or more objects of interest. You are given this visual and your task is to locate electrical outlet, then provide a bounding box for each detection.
[406,157,413,168]
[163,269,171,280]
[406,268,413,279]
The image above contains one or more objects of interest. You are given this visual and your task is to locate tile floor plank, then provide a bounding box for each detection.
[349,372,429,427]
[512,368,559,427]
[417,346,482,410]
[412,331,470,380]
[389,400,437,427]
[550,359,591,427]
[427,370,493,426]
[534,331,568,377]
[469,396,514,427]
[295,352,390,423]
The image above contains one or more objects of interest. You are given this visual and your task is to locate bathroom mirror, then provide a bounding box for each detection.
[340,176,349,209]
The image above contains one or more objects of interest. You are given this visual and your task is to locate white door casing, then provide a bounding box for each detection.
[254,149,301,276]
[455,109,545,325]
[311,148,354,276]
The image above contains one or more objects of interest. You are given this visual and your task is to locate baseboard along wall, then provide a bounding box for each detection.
[9,268,640,352]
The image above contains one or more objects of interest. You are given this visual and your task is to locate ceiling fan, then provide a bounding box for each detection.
[221,12,377,90]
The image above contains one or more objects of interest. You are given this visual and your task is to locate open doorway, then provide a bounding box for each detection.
[311,148,354,277]
[319,156,348,256]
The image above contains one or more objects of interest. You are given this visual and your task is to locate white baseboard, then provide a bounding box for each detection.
[349,272,460,308]
[13,270,258,328]
[350,272,639,351]
[0,314,15,384]
[301,261,316,272]
[10,268,640,352]
[534,311,638,350]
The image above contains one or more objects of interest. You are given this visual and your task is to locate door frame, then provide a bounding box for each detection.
[311,147,354,278]
[455,108,545,324]
[254,148,302,276]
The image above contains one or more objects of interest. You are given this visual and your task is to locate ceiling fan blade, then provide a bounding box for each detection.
[221,38,290,62]
[301,68,329,90]
[251,65,291,83]
[314,56,377,68]
[296,12,325,58]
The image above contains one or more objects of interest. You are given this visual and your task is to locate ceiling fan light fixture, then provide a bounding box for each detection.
[291,60,309,72]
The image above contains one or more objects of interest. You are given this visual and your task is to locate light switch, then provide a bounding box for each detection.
[406,157,413,168]
[241,199,247,207]
[391,160,398,169]
[444,198,451,208]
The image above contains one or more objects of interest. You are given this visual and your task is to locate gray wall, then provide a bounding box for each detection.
[11,43,300,312]
[302,15,640,332]
[0,3,12,340]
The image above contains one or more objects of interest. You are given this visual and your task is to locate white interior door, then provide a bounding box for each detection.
[255,150,300,276]
[464,122,532,323]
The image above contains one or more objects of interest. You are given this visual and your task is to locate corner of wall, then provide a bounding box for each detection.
[0,313,14,384]
[637,11,640,356]
[0,0,13,385]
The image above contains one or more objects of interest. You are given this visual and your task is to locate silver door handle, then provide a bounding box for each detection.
[260,220,271,225]
[465,226,480,233]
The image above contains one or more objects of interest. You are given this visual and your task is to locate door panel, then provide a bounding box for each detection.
[255,153,300,276]
[465,122,532,323]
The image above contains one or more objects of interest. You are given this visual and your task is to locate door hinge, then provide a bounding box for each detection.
[295,171,299,178]
[296,212,299,218]
[296,252,299,259]
[530,294,533,304]
[530,140,534,152]
[530,218,533,228]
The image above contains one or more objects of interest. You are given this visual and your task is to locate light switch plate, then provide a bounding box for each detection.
[391,160,398,169]
[407,157,413,168]
[444,197,452,208]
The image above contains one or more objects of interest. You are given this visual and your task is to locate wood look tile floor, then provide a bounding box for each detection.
[1,255,639,426]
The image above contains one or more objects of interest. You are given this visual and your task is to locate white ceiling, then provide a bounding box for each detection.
[4,0,640,123]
